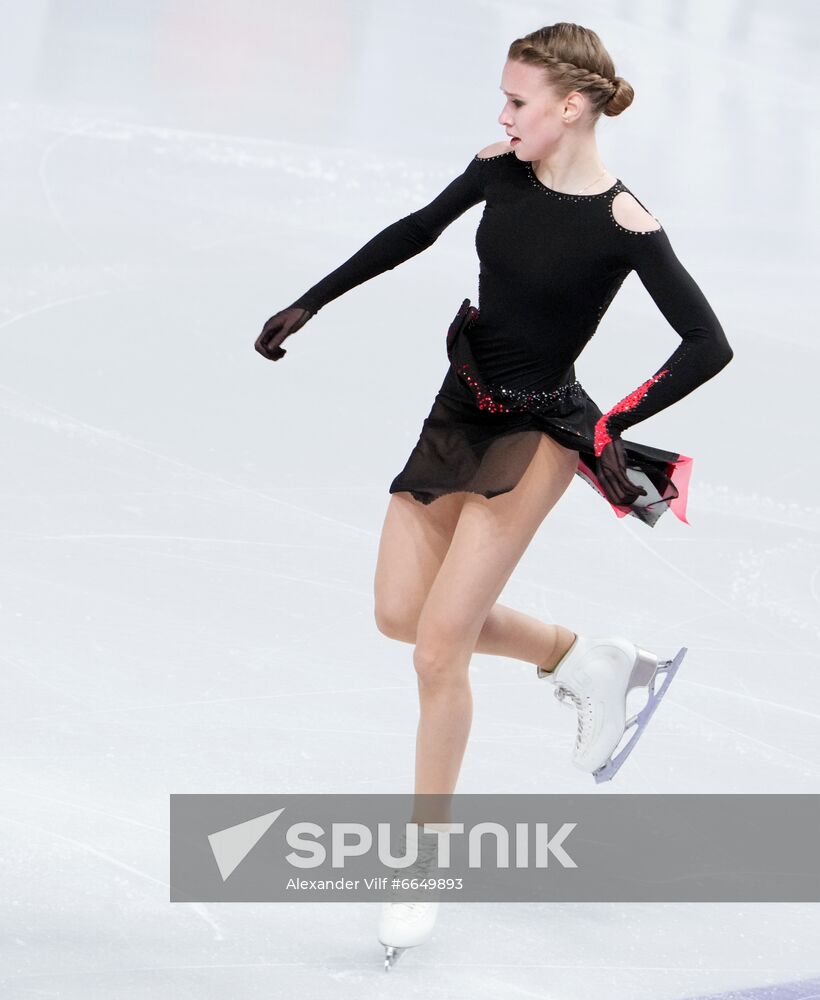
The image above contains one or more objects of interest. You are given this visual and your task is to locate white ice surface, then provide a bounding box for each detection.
[1,1,819,997]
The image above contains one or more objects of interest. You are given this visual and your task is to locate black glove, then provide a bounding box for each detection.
[255,305,313,361]
[596,437,648,507]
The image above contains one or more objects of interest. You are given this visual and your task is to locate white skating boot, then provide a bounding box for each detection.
[378,822,447,971]
[538,633,687,782]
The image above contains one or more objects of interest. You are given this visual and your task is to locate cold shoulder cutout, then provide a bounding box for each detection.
[475,140,515,160]
[610,189,663,233]
[290,145,732,530]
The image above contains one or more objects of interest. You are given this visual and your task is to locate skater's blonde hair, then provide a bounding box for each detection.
[507,22,634,121]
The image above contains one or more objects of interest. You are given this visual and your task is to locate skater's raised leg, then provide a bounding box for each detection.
[375,470,579,676]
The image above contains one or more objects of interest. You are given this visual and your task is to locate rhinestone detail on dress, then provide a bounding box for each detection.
[607,194,665,235]
[455,362,584,414]
[593,369,671,456]
[525,161,622,202]
[473,149,517,161]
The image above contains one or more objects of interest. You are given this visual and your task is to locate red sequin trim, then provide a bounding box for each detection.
[455,364,514,413]
[593,369,670,457]
[456,363,583,415]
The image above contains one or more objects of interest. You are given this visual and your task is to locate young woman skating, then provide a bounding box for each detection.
[255,21,733,969]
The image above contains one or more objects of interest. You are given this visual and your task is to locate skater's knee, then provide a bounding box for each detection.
[413,643,450,686]
[374,602,417,643]
[412,629,472,686]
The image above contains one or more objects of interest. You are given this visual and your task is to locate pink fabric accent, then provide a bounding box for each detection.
[667,453,693,525]
[577,453,694,525]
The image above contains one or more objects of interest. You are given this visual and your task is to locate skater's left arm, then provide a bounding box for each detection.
[594,193,734,458]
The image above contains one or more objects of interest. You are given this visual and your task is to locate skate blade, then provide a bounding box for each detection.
[384,945,406,971]
[592,646,687,784]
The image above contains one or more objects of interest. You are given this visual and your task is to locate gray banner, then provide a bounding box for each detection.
[169,794,820,902]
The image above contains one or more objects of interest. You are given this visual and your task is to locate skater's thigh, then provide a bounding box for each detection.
[417,433,579,650]
[373,490,466,638]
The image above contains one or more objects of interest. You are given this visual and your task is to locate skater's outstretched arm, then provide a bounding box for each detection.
[255,151,489,362]
[288,154,487,316]
[594,192,734,461]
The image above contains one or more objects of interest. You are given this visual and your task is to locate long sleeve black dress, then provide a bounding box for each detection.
[291,146,734,527]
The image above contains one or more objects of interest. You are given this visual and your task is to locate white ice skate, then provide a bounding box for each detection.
[379,898,440,971]
[378,824,444,971]
[538,634,686,783]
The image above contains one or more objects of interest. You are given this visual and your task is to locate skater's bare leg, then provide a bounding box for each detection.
[375,498,576,676]
[478,607,576,673]
[404,617,575,826]
[408,433,578,805]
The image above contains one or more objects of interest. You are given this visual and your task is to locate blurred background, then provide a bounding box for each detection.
[1,2,818,997]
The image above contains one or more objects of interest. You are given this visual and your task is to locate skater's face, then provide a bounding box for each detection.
[498,59,592,157]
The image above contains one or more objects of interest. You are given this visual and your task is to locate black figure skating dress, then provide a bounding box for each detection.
[291,147,733,528]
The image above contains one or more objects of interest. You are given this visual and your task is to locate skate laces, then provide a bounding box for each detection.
[554,684,588,750]
[386,835,440,904]
[392,841,438,880]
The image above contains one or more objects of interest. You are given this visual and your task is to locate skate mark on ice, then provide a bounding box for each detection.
[672,701,820,774]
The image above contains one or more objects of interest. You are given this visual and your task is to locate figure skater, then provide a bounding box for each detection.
[255,21,733,970]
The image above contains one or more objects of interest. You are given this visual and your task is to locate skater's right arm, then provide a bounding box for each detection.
[287,150,489,317]
[255,146,499,361]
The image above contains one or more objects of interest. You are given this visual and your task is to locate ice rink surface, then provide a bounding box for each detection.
[1,0,819,996]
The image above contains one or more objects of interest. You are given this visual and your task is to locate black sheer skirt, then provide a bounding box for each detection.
[388,302,692,529]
